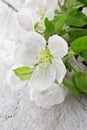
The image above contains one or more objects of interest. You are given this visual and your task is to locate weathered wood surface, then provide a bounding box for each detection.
[0,0,87,130]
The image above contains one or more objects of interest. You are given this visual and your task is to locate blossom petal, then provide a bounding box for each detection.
[55,59,66,83]
[24,0,47,9]
[17,8,34,31]
[82,8,87,16]
[30,64,56,91]
[30,84,68,108]
[48,35,68,58]
[20,31,46,48]
[15,32,46,66]
[45,9,55,20]
[46,0,58,9]
[15,44,36,66]
[7,65,28,90]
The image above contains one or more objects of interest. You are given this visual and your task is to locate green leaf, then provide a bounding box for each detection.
[64,0,84,9]
[34,22,44,33]
[64,61,72,72]
[71,36,87,59]
[63,78,83,96]
[55,16,67,34]
[13,66,35,81]
[78,0,87,6]
[34,22,39,32]
[72,71,87,92]
[68,28,87,42]
[66,9,87,27]
[44,18,55,41]
[43,15,67,40]
[80,49,87,59]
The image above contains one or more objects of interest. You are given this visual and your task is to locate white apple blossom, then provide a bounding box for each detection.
[7,31,68,108]
[17,0,58,31]
[30,83,68,108]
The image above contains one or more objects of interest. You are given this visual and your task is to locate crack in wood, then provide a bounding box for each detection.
[0,0,18,12]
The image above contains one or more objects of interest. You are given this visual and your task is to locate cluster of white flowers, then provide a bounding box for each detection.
[7,0,68,108]
[17,0,64,32]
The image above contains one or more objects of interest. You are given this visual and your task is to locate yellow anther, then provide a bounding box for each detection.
[38,9,45,19]
[37,48,54,68]
[41,56,49,63]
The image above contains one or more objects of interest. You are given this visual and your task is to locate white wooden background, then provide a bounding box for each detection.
[0,0,87,130]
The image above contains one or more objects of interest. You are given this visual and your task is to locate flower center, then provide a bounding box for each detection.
[37,48,54,68]
[38,9,45,19]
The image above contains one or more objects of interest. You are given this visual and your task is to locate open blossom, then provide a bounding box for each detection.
[17,0,58,31]
[7,31,68,108]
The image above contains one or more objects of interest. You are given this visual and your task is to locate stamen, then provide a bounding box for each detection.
[37,48,54,68]
[38,9,45,19]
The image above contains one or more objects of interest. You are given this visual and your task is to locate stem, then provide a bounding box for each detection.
[63,50,75,61]
[63,78,83,97]
[63,51,77,72]
[63,50,82,71]
[70,63,77,72]
[72,55,81,70]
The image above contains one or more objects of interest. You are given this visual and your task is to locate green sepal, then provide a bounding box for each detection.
[13,66,35,81]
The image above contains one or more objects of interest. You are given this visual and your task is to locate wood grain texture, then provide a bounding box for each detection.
[0,1,87,130]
